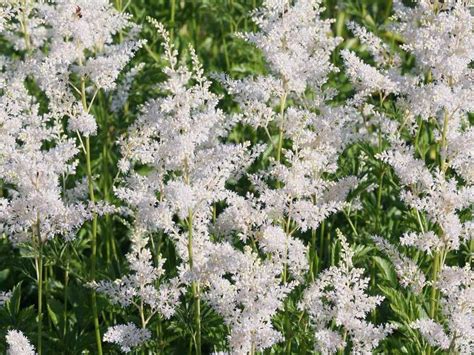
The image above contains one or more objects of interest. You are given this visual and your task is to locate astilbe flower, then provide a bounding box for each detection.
[300,231,394,354]
[0,4,12,33]
[377,135,474,251]
[346,21,401,68]
[114,3,355,349]
[0,3,142,354]
[206,1,361,349]
[411,318,450,350]
[37,0,144,132]
[346,0,473,161]
[103,323,151,354]
[341,49,400,105]
[5,330,36,355]
[0,0,143,131]
[204,244,294,354]
[216,0,358,271]
[353,0,474,269]
[90,229,181,352]
[116,20,257,284]
[0,291,11,306]
[243,0,341,94]
[0,0,47,52]
[345,1,473,351]
[410,265,474,354]
[113,20,265,352]
[381,0,474,184]
[0,0,141,245]
[111,63,145,113]
[259,225,308,279]
[0,66,89,245]
[371,235,426,294]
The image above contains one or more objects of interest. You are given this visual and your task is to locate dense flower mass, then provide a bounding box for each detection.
[103,323,151,353]
[0,0,472,354]
[301,231,394,354]
[5,330,36,355]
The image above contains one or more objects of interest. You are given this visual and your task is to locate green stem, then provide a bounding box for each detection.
[282,213,291,284]
[139,299,146,329]
[376,170,385,231]
[429,109,449,319]
[156,315,163,354]
[310,228,317,281]
[100,94,117,267]
[44,265,49,329]
[337,329,348,355]
[343,209,358,237]
[86,136,102,355]
[429,251,440,319]
[36,221,43,355]
[319,221,325,271]
[415,209,426,234]
[192,282,201,355]
[63,256,69,338]
[276,92,287,165]
[80,71,103,355]
[20,0,32,54]
[187,211,201,355]
[250,341,256,355]
[220,21,230,71]
[183,157,201,354]
[440,110,449,174]
[170,0,176,40]
[285,334,292,354]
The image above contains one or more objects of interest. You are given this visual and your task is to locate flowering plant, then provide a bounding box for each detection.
[0,0,472,354]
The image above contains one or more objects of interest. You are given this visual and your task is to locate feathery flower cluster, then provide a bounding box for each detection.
[371,236,426,294]
[364,0,474,251]
[106,1,360,351]
[411,319,450,350]
[341,49,399,104]
[5,330,36,355]
[91,230,181,311]
[243,0,341,93]
[345,1,473,353]
[0,0,471,353]
[103,323,151,353]
[108,19,260,351]
[0,291,11,307]
[205,245,293,353]
[217,0,358,263]
[0,1,144,353]
[116,19,255,276]
[411,265,474,353]
[91,229,181,351]
[0,67,86,244]
[300,231,394,353]
[377,141,473,251]
[0,0,141,246]
[206,1,360,349]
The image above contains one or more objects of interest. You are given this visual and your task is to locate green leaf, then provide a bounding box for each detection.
[373,256,398,285]
[47,300,61,327]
